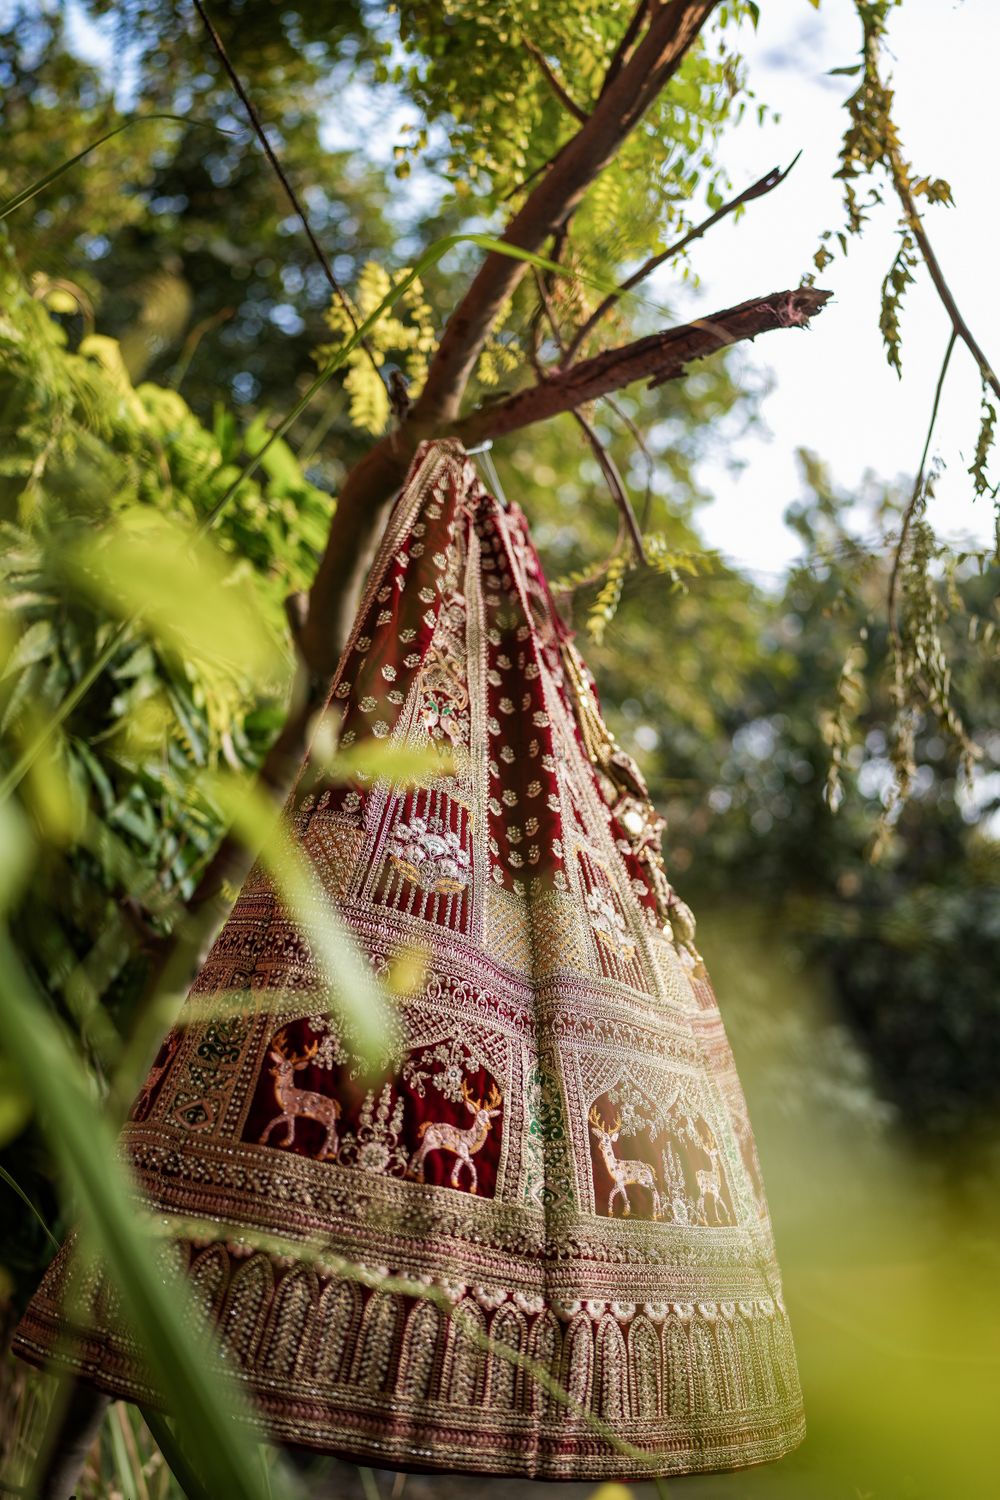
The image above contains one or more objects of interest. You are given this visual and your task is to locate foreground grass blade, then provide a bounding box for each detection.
[208,773,394,1070]
[0,1163,60,1250]
[139,1407,213,1500]
[0,913,295,1500]
[0,116,232,221]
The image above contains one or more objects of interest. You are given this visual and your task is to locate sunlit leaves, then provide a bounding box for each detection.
[388,0,761,384]
[820,638,867,813]
[316,261,436,435]
[0,242,336,1121]
[969,380,997,508]
[879,229,916,376]
[586,553,626,644]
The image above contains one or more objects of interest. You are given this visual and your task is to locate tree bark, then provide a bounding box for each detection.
[410,0,721,425]
[454,288,832,445]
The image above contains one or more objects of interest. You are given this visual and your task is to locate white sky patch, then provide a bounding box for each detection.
[661,0,998,579]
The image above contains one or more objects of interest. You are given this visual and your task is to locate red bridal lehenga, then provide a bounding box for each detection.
[14,441,805,1479]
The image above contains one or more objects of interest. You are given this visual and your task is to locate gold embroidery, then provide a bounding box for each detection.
[258,1031,341,1161]
[13,442,803,1482]
[408,1079,503,1194]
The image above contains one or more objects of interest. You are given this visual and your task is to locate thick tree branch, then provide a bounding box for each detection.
[453,286,832,444]
[524,40,590,123]
[601,0,654,96]
[563,153,801,364]
[411,0,720,425]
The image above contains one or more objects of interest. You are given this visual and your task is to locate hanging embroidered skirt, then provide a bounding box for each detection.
[14,441,805,1479]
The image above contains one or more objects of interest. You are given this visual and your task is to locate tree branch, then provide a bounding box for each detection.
[302,0,720,677]
[191,0,381,381]
[524,40,590,124]
[453,286,832,444]
[411,0,720,425]
[563,153,800,363]
[888,147,1000,404]
[573,408,647,564]
[601,0,654,96]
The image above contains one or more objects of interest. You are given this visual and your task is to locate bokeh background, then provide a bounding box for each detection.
[1,2,997,1497]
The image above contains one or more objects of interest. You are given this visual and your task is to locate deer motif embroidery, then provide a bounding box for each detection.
[692,1126,731,1225]
[408,1078,502,1194]
[589,1105,662,1221]
[258,1031,341,1161]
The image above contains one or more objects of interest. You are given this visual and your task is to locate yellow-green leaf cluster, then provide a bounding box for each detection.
[316,261,437,435]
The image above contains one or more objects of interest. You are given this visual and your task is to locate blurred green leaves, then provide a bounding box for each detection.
[68,510,288,683]
[0,921,296,1500]
[0,115,232,223]
[207,771,394,1071]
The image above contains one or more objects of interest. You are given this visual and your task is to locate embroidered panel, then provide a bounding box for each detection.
[14,442,804,1480]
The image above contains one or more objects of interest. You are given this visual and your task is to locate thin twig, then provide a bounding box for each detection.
[524,39,589,123]
[602,392,656,526]
[530,269,648,562]
[499,141,567,204]
[563,154,800,363]
[532,264,568,356]
[887,328,957,654]
[168,306,233,390]
[501,0,655,202]
[573,408,647,563]
[888,146,1000,403]
[190,0,382,380]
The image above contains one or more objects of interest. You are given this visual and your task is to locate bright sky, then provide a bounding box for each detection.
[672,0,999,578]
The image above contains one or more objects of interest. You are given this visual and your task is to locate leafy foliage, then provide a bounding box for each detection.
[969,380,998,506]
[315,262,436,435]
[0,4,395,433]
[0,230,332,1091]
[387,0,763,373]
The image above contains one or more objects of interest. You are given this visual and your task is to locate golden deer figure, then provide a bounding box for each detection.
[588,1105,662,1220]
[259,1032,341,1161]
[694,1133,731,1225]
[408,1078,502,1194]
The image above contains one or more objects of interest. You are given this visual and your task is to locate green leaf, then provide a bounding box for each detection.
[0,115,234,221]
[68,513,287,682]
[207,773,395,1071]
[2,619,57,679]
[0,922,298,1500]
[0,1079,33,1153]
